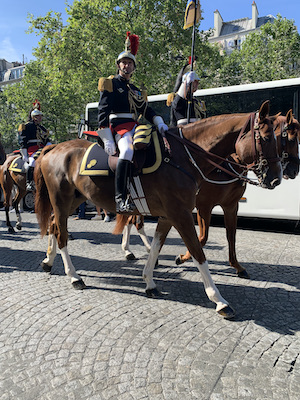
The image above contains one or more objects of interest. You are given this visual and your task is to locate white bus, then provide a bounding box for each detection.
[84,77,300,222]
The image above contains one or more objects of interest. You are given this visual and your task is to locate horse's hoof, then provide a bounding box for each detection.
[15,224,22,231]
[237,270,250,279]
[72,279,86,290]
[8,226,15,234]
[146,288,162,298]
[41,262,52,273]
[217,305,235,320]
[126,253,136,261]
[175,255,184,265]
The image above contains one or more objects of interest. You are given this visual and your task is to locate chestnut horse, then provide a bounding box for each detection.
[34,101,282,319]
[0,154,27,232]
[174,110,300,277]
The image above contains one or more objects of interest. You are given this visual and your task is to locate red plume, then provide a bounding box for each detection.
[129,33,139,56]
[32,99,41,110]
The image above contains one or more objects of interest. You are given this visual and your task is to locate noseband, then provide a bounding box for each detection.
[275,121,299,170]
[235,112,280,184]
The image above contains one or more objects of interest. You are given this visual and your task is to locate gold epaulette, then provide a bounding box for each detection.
[166,92,175,107]
[141,89,147,102]
[18,123,25,132]
[98,75,114,92]
[199,100,206,112]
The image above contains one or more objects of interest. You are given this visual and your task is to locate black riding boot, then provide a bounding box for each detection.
[115,159,136,213]
[26,166,35,191]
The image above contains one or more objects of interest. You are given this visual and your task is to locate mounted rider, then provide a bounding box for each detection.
[168,58,206,126]
[18,100,51,191]
[97,32,169,214]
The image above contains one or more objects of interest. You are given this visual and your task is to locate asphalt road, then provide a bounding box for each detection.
[0,211,300,400]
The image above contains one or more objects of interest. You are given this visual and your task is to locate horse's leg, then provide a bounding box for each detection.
[48,191,86,289]
[41,217,57,273]
[2,176,15,233]
[143,217,172,298]
[173,212,235,319]
[136,222,151,253]
[175,206,212,265]
[12,186,26,231]
[223,204,250,279]
[122,222,136,260]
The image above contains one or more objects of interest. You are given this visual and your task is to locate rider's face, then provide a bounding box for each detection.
[118,58,135,79]
[33,115,42,124]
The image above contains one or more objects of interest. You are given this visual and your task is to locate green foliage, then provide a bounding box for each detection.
[219,15,300,84]
[1,6,299,149]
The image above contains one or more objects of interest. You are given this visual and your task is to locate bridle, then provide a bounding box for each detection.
[233,112,280,185]
[275,121,299,171]
[166,112,279,187]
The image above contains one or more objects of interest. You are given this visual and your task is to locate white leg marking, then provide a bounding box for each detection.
[60,246,81,283]
[192,258,229,311]
[42,234,57,266]
[143,234,160,290]
[121,224,133,257]
[137,227,151,252]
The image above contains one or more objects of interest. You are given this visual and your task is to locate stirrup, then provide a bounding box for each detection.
[26,181,35,192]
[116,198,136,214]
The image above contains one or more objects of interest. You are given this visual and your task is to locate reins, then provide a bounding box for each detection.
[165,113,278,187]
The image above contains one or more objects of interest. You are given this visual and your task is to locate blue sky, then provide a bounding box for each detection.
[1,0,299,63]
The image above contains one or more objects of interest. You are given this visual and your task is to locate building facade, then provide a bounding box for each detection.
[207,1,275,54]
[0,59,25,87]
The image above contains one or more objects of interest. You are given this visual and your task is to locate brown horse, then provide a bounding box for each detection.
[34,101,282,319]
[175,110,300,276]
[0,138,5,165]
[0,153,29,233]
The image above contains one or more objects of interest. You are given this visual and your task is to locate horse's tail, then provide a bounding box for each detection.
[34,146,56,237]
[112,214,129,235]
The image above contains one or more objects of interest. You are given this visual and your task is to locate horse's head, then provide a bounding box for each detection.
[235,100,282,189]
[273,110,300,180]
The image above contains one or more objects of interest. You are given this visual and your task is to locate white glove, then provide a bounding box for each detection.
[104,140,116,155]
[20,148,29,163]
[97,127,116,155]
[153,116,168,134]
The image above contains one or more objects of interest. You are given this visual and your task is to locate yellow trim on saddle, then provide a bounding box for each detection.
[98,75,114,92]
[133,124,153,150]
[79,143,109,176]
[142,130,162,174]
[8,156,23,173]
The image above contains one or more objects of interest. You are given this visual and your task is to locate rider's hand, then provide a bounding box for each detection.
[104,140,116,155]
[157,122,168,134]
[185,71,198,85]
[153,116,168,134]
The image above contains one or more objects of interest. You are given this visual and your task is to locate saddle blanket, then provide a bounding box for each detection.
[8,156,26,173]
[79,130,162,176]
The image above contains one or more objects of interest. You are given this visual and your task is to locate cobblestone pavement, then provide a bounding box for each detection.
[0,211,300,400]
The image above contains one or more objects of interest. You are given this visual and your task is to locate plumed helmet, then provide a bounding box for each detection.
[31,108,43,118]
[31,99,43,118]
[117,31,140,66]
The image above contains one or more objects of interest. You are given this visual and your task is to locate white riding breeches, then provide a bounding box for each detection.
[116,130,135,161]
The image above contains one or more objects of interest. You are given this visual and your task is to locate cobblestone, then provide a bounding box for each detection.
[1,212,300,399]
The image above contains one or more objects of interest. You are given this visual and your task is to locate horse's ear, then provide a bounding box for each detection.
[259,100,270,120]
[286,109,293,125]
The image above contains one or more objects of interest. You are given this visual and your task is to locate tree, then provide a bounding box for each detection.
[218,15,300,85]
